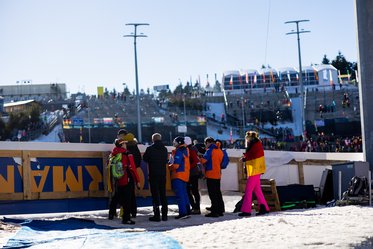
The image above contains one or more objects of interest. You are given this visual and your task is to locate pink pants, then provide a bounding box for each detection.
[241,174,270,213]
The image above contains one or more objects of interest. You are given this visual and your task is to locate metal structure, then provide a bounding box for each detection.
[285,19,310,137]
[124,23,149,143]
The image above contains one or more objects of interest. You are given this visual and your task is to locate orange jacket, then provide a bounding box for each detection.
[200,143,223,179]
[169,145,190,182]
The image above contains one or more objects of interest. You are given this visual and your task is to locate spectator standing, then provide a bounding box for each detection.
[117,129,141,218]
[108,139,140,224]
[184,136,202,214]
[143,133,169,222]
[169,136,191,219]
[200,137,225,218]
[239,131,270,217]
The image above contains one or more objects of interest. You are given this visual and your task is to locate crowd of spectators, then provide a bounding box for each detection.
[270,133,363,152]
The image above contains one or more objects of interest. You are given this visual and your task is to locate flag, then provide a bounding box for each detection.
[229,75,233,85]
[287,71,291,82]
[270,70,275,82]
[262,73,266,83]
[245,72,249,84]
[338,70,342,83]
[329,70,333,85]
[253,72,257,84]
[314,69,319,81]
[238,74,242,85]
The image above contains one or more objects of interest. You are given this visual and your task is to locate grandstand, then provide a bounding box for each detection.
[0,66,360,147]
[222,64,339,91]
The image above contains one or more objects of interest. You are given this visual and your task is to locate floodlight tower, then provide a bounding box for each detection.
[285,19,310,138]
[124,23,149,143]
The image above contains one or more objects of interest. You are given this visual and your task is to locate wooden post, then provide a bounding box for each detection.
[102,151,110,197]
[297,161,305,185]
[22,151,32,200]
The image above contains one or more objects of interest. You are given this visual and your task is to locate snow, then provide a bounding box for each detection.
[1,192,373,249]
[32,124,63,143]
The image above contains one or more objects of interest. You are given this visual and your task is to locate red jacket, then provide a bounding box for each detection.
[242,140,266,176]
[111,147,140,186]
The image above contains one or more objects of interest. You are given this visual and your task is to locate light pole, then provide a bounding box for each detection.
[241,96,245,131]
[285,19,310,138]
[88,106,91,143]
[183,93,187,136]
[124,23,149,143]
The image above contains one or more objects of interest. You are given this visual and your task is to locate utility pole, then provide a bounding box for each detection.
[183,93,187,136]
[285,19,310,138]
[124,23,149,143]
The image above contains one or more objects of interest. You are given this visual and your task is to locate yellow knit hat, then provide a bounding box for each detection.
[122,133,135,142]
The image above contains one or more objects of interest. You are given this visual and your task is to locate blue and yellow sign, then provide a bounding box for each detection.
[0,157,104,194]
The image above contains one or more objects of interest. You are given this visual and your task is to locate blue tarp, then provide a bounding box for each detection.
[3,218,181,249]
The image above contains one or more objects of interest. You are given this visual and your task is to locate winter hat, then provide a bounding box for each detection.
[184,136,192,146]
[122,133,135,142]
[245,130,259,139]
[173,136,185,146]
[117,129,128,136]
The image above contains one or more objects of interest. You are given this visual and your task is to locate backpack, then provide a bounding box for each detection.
[220,149,229,169]
[109,153,124,179]
[346,176,368,197]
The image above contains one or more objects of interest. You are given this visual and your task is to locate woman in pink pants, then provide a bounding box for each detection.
[239,131,270,217]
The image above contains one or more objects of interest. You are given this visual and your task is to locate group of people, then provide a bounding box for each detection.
[108,129,270,225]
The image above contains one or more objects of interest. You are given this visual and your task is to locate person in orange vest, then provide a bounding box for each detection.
[239,131,270,217]
[169,136,191,219]
[200,137,225,218]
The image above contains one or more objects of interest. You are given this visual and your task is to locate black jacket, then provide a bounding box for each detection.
[126,141,142,168]
[143,140,168,177]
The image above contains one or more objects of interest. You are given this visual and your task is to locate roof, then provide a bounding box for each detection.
[302,66,317,72]
[4,99,35,108]
[315,64,337,71]
[223,70,240,76]
[261,68,278,74]
[277,67,298,73]
[239,69,259,75]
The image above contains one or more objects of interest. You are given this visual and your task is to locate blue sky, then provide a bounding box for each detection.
[0,0,357,95]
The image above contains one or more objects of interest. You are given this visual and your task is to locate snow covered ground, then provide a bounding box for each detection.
[1,192,373,249]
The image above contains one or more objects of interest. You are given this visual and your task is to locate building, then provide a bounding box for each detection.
[0,83,67,102]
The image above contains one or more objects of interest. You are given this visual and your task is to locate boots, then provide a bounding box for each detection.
[161,206,168,221]
[149,206,161,222]
[256,204,269,215]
